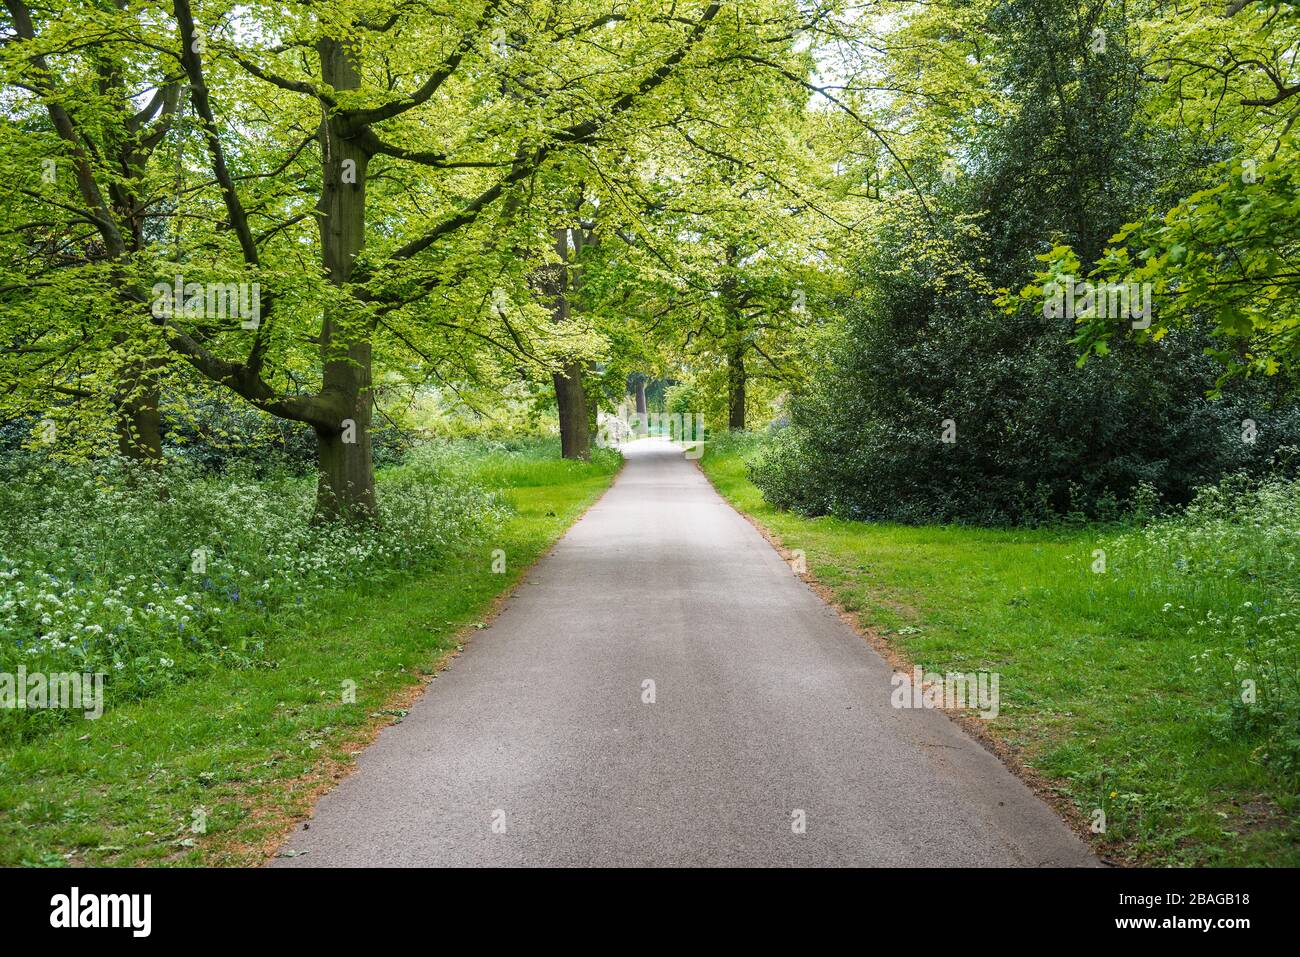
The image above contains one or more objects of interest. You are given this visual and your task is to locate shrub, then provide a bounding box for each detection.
[0,445,505,741]
[165,394,409,475]
[1100,476,1300,778]
[749,217,1300,525]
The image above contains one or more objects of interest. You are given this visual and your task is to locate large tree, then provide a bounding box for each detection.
[3,0,748,516]
[1,0,182,460]
[169,0,739,518]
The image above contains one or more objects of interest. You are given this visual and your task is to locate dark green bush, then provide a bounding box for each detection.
[751,270,1299,524]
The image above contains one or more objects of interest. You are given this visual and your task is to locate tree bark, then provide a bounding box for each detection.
[314,414,376,520]
[727,344,746,431]
[311,36,377,520]
[554,362,590,460]
[721,242,746,431]
[635,376,648,414]
[116,380,163,462]
[543,227,590,460]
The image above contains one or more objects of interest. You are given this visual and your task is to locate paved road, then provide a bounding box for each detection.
[273,439,1095,867]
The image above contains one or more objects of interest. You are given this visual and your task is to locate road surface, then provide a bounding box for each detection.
[272,438,1096,867]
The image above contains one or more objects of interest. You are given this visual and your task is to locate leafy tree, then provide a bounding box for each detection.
[4,0,759,517]
[1014,0,1300,385]
[1,0,182,459]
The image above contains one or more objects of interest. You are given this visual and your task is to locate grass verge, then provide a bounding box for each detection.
[0,442,620,866]
[701,436,1299,867]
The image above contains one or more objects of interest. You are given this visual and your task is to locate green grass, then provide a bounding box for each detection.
[0,441,620,866]
[702,435,1300,867]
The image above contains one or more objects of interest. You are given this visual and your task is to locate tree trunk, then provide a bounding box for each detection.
[116,383,163,462]
[635,376,648,414]
[544,226,590,461]
[314,409,376,521]
[110,345,164,462]
[311,36,377,520]
[721,240,746,431]
[554,362,590,461]
[727,344,746,431]
[584,376,599,442]
[312,333,376,520]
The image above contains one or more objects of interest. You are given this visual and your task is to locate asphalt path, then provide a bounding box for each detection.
[272,438,1096,867]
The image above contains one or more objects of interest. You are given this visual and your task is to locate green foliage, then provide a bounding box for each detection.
[752,0,1300,524]
[1035,160,1300,383]
[0,441,514,742]
[662,367,760,434]
[1000,1,1300,384]
[752,193,1300,524]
